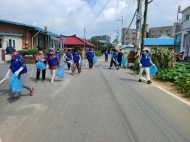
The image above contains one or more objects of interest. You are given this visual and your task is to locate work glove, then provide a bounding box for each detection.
[46,65,49,68]
[79,60,81,64]
[59,64,62,67]
[139,63,143,68]
[14,67,24,76]
[5,69,11,78]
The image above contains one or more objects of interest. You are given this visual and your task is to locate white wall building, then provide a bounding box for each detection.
[180,6,190,57]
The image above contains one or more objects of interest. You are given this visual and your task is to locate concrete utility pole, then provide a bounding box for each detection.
[116,16,123,45]
[136,0,142,50]
[141,0,153,51]
[84,28,86,59]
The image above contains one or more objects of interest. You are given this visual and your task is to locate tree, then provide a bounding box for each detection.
[113,38,118,44]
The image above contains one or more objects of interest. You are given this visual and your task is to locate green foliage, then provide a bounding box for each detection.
[18,50,28,56]
[95,51,103,57]
[74,45,81,51]
[89,38,107,53]
[27,49,38,55]
[113,38,118,43]
[44,50,49,55]
[155,63,190,97]
[151,48,176,69]
[78,50,82,56]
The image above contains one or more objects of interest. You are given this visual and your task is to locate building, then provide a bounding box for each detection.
[149,26,174,38]
[144,38,174,49]
[179,6,190,57]
[0,19,61,62]
[91,35,110,46]
[123,28,137,45]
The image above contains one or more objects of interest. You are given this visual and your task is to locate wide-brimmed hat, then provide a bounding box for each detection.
[5,46,15,55]
[49,48,54,52]
[142,47,150,52]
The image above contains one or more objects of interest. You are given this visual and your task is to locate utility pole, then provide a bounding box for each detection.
[116,16,123,45]
[136,0,142,50]
[141,0,153,51]
[84,28,86,59]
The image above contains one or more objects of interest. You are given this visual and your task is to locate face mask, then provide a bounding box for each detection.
[39,51,43,54]
[50,52,53,54]
[143,51,147,54]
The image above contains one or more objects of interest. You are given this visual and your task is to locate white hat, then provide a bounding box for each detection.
[142,47,150,52]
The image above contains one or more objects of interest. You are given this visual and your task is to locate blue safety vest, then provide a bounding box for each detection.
[66,52,72,60]
[105,51,108,57]
[112,52,117,60]
[11,53,27,74]
[73,52,80,62]
[88,51,94,60]
[140,54,151,67]
[48,54,59,66]
[55,52,61,59]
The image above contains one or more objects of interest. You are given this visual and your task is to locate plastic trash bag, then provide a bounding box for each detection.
[9,74,24,93]
[79,60,83,65]
[149,65,158,76]
[36,61,46,70]
[56,67,64,78]
[93,57,97,64]
[121,58,127,66]
[115,59,119,65]
[60,60,65,66]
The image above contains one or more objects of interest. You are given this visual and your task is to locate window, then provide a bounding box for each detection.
[157,30,162,34]
[151,31,155,34]
[132,32,136,35]
[126,32,129,35]
[0,39,2,48]
[126,38,130,40]
[167,30,170,34]
[9,39,12,46]
[13,40,15,47]
[186,14,189,21]
[132,38,136,40]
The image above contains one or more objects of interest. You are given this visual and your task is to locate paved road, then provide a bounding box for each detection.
[0,57,190,142]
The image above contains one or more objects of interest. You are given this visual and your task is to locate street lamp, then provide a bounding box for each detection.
[44,25,48,49]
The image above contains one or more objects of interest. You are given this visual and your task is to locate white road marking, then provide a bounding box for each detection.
[140,76,190,106]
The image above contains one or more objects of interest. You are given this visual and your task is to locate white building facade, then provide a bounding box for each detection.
[180,6,190,57]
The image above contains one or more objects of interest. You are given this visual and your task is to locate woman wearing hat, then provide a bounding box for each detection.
[46,48,61,83]
[35,47,47,83]
[138,47,154,84]
[109,49,119,70]
[4,46,34,99]
[87,48,94,69]
[72,49,81,75]
[64,49,73,70]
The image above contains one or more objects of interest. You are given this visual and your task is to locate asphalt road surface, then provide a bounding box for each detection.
[0,57,190,142]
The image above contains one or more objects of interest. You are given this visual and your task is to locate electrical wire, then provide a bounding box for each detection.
[125,9,137,35]
[85,0,110,29]
[123,0,132,26]
[153,1,176,16]
[0,0,87,17]
[127,0,136,27]
[49,0,92,28]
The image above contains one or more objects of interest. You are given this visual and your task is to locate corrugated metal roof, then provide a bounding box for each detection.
[144,38,174,46]
[0,32,23,37]
[0,19,59,37]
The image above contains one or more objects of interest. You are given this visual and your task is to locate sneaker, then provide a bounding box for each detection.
[139,79,141,82]
[9,95,19,100]
[116,68,119,70]
[30,87,34,96]
[147,80,152,84]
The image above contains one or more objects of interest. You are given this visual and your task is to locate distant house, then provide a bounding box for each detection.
[91,35,110,46]
[0,19,61,62]
[144,38,174,49]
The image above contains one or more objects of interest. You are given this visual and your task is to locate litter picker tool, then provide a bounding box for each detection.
[0,78,7,84]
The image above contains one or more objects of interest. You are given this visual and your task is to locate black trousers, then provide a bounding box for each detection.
[88,59,93,68]
[105,56,108,61]
[110,58,117,68]
[36,69,46,81]
[67,62,71,70]
[117,58,122,66]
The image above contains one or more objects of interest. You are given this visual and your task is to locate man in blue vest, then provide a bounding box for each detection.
[4,46,34,99]
[109,49,119,70]
[104,50,108,62]
[55,48,61,60]
[64,49,73,70]
[117,49,123,67]
[87,48,94,69]
[72,49,81,75]
[138,47,154,84]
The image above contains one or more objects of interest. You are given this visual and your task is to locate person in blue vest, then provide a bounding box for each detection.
[117,49,123,67]
[138,47,154,84]
[104,50,108,62]
[4,46,34,99]
[46,48,61,83]
[109,49,119,70]
[35,47,47,83]
[55,48,61,60]
[72,49,81,75]
[87,48,94,69]
[85,49,89,59]
[64,49,73,70]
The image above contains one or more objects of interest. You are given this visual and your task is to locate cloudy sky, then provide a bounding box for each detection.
[0,0,189,41]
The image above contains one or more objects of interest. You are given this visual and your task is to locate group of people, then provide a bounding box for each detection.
[105,47,154,84]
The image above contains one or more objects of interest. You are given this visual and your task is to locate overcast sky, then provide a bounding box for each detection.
[0,0,189,41]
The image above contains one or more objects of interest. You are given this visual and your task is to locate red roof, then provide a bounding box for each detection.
[64,35,95,47]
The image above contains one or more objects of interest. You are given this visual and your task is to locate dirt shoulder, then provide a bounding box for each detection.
[128,69,190,103]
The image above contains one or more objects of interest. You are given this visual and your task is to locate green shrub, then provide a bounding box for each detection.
[28,49,38,56]
[18,50,28,56]
[95,51,102,57]
[78,50,82,56]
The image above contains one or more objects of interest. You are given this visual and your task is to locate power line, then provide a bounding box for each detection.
[85,0,110,29]
[49,0,92,28]
[124,0,132,26]
[153,1,176,16]
[125,9,137,35]
[127,0,136,27]
[0,1,87,17]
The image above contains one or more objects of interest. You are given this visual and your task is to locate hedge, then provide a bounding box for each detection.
[95,51,103,57]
